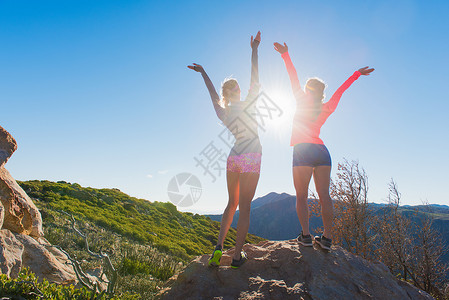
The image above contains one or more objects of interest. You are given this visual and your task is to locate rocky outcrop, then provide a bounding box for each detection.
[0,229,24,278]
[0,167,43,237]
[159,240,433,300]
[0,126,43,237]
[0,126,17,168]
[0,229,77,284]
[15,233,77,285]
[0,126,75,285]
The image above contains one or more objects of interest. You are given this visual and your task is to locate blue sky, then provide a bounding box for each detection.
[1,0,448,213]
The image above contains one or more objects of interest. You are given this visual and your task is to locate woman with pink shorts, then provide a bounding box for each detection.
[188,31,262,268]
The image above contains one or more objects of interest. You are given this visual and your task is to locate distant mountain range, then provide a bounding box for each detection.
[205,192,449,264]
[206,193,318,240]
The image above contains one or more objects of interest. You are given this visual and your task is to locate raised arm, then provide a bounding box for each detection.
[246,31,261,101]
[188,63,226,121]
[274,42,305,100]
[250,31,260,88]
[325,66,374,113]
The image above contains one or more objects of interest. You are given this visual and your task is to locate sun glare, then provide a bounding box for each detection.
[261,84,295,141]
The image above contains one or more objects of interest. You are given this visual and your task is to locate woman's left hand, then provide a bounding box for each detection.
[187,63,204,73]
[358,66,375,75]
[251,31,261,49]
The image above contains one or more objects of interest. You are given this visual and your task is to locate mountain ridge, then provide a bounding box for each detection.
[206,192,449,234]
[205,192,449,265]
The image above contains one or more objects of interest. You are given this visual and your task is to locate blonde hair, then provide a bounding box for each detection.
[220,77,239,108]
[305,77,326,119]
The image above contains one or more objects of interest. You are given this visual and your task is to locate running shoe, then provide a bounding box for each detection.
[208,246,223,267]
[314,235,332,250]
[297,232,313,247]
[231,251,248,269]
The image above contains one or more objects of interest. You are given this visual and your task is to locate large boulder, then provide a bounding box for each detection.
[159,240,433,300]
[0,167,43,237]
[14,234,77,285]
[0,126,17,168]
[0,125,43,237]
[0,125,74,285]
[0,229,24,278]
[0,229,77,284]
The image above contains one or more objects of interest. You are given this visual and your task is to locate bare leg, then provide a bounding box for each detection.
[313,166,333,238]
[217,171,240,247]
[293,166,314,236]
[233,172,260,260]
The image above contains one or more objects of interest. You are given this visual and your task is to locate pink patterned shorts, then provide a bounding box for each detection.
[227,153,262,174]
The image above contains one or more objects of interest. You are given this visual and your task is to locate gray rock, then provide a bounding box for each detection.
[84,267,109,292]
[14,233,77,285]
[159,240,434,300]
[0,229,24,278]
[0,200,4,229]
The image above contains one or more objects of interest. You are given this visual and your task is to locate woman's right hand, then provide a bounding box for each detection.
[187,63,204,73]
[274,42,288,54]
[358,66,375,75]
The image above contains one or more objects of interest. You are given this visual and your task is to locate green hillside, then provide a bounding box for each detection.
[14,180,264,299]
[19,180,263,260]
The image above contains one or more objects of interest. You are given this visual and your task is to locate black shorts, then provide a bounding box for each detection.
[292,143,332,167]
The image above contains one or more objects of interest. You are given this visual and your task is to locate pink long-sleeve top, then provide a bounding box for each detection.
[281,51,361,146]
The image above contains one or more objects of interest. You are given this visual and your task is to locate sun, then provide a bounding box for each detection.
[261,85,295,140]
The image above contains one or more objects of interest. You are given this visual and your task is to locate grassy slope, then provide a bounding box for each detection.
[19,180,264,262]
[14,180,265,298]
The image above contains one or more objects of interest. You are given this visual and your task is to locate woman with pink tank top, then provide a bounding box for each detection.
[274,41,374,250]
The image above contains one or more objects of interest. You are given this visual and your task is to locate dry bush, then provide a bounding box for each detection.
[331,159,376,259]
